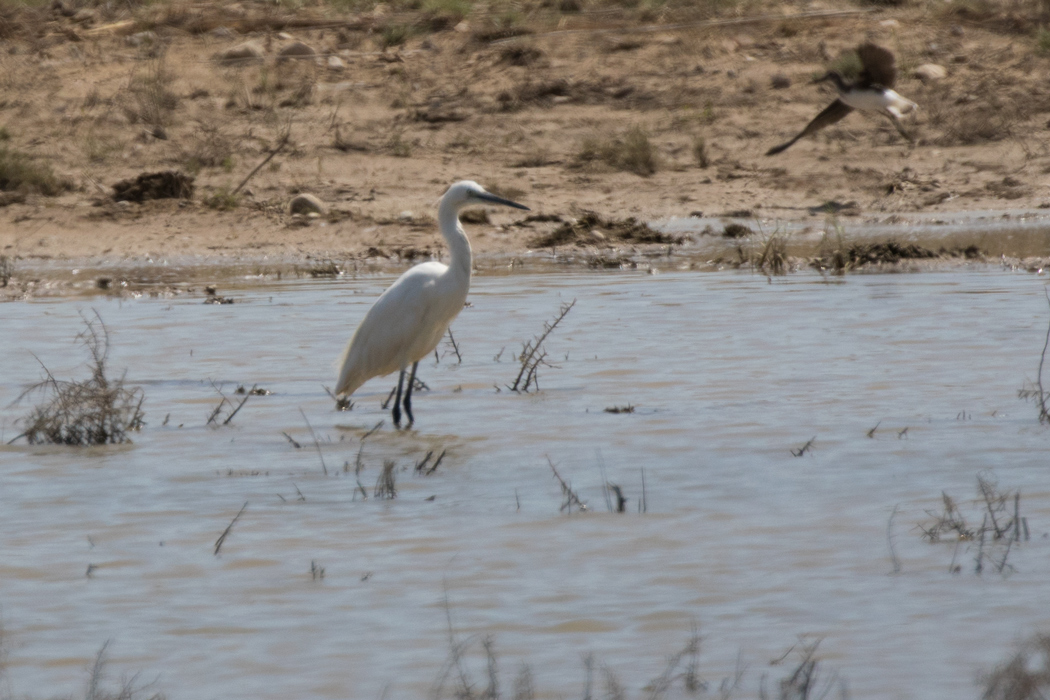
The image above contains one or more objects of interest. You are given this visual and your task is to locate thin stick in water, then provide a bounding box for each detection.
[214,501,248,555]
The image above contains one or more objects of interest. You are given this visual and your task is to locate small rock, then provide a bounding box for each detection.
[327,55,345,71]
[277,32,295,41]
[126,31,157,47]
[398,210,414,222]
[879,19,900,28]
[277,41,316,63]
[454,20,470,32]
[589,230,606,242]
[914,63,947,82]
[289,193,326,215]
[217,41,264,66]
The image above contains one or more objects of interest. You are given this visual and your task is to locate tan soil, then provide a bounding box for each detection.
[1,0,1049,278]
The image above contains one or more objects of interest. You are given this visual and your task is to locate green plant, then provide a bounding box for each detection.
[380,23,414,48]
[422,0,472,19]
[1037,27,1050,54]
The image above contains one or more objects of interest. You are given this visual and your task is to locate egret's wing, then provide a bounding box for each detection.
[857,43,896,89]
[335,263,458,397]
[766,100,853,156]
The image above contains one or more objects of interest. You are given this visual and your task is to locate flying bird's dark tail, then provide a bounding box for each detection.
[765,99,854,156]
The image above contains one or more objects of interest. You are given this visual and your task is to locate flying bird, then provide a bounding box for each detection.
[335,181,529,429]
[766,43,917,156]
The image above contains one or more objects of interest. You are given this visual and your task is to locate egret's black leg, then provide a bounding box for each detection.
[392,369,405,428]
[402,361,419,428]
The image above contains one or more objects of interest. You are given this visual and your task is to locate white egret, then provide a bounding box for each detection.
[766,43,917,156]
[334,181,529,428]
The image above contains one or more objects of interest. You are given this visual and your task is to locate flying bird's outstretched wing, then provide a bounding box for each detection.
[857,43,896,89]
[765,99,853,156]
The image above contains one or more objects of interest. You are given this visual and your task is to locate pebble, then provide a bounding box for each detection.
[914,63,948,82]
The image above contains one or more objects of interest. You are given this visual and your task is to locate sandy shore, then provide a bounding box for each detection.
[1,0,1049,286]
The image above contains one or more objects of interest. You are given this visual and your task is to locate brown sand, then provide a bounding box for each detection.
[1,0,1049,280]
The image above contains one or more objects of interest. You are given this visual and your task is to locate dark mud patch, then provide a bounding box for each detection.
[812,240,985,270]
[531,211,682,248]
[722,223,753,239]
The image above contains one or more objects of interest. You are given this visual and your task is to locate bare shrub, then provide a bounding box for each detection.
[121,55,179,137]
[12,312,145,445]
[508,299,575,392]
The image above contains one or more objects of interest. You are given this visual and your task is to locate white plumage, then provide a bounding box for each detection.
[335,181,528,428]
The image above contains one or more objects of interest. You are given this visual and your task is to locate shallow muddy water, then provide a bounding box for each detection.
[2,269,1050,699]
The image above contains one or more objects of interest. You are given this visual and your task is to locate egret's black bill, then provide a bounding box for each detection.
[476,191,530,211]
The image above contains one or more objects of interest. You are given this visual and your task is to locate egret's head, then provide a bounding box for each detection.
[442,181,530,212]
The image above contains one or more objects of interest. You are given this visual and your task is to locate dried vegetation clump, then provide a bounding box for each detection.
[13,313,145,446]
[531,211,681,248]
[112,171,194,202]
[919,474,1028,575]
[811,237,983,273]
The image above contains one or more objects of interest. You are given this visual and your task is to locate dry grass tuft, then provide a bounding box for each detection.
[981,633,1050,700]
[374,459,397,499]
[0,144,69,195]
[12,312,145,446]
[577,126,659,176]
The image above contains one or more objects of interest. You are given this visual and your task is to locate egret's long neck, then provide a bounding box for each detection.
[438,199,472,280]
